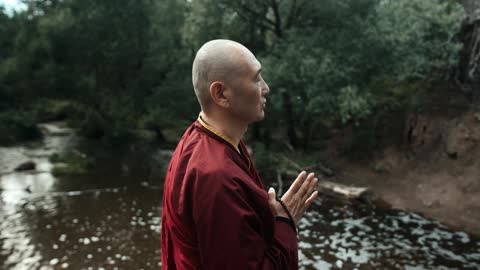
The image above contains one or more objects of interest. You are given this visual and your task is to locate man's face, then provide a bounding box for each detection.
[227,53,270,124]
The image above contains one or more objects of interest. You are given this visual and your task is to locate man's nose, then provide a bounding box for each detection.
[262,80,270,96]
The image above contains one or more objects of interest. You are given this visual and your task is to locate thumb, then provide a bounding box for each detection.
[268,187,276,202]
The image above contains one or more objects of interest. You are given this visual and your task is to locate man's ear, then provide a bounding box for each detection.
[209,81,230,108]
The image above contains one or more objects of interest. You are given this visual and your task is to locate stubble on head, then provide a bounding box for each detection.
[192,39,253,112]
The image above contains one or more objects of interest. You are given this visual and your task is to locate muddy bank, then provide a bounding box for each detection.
[325,109,480,237]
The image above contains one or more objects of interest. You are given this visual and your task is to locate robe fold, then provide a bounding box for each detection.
[161,120,298,270]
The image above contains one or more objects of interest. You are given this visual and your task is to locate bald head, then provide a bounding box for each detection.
[192,39,255,110]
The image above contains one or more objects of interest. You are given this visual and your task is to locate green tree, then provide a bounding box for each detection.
[0,0,467,151]
[261,0,463,150]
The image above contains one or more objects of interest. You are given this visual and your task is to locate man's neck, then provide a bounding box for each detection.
[199,111,247,146]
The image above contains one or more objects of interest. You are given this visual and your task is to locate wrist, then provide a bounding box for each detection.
[275,198,297,231]
[275,207,289,219]
[275,216,296,231]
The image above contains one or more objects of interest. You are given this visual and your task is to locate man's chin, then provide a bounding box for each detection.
[243,111,265,125]
[253,113,265,122]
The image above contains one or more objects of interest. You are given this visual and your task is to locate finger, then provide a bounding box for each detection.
[303,190,319,210]
[283,171,307,197]
[268,187,276,203]
[267,187,279,215]
[302,177,318,202]
[297,172,315,199]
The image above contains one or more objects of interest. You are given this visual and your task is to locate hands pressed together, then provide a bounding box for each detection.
[268,171,319,226]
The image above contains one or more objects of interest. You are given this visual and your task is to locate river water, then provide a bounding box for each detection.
[0,123,479,269]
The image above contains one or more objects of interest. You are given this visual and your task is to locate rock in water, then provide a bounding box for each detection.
[14,161,36,171]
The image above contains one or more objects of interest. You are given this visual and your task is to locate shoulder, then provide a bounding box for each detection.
[190,145,247,185]
[182,132,244,178]
[171,124,252,190]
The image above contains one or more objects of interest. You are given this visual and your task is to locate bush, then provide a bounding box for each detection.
[32,99,79,122]
[0,111,42,145]
[77,109,106,139]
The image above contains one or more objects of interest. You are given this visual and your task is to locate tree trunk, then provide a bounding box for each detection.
[282,91,298,148]
[456,0,480,101]
[154,127,167,143]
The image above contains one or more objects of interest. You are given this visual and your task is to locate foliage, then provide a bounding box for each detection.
[31,99,78,122]
[258,0,464,149]
[0,0,467,154]
[372,0,464,80]
[0,111,42,145]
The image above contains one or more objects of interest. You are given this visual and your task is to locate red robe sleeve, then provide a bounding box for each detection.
[192,169,298,270]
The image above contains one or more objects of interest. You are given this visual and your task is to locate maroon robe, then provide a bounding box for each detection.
[161,120,298,270]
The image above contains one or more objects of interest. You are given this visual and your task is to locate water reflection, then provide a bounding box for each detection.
[1,188,162,269]
[0,122,75,205]
[0,122,162,269]
[1,173,55,205]
[297,197,480,269]
[2,185,479,269]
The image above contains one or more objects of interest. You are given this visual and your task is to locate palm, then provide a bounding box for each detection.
[268,171,319,224]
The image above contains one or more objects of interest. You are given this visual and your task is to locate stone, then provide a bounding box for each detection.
[14,161,36,171]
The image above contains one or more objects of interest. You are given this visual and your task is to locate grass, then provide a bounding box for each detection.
[49,150,94,176]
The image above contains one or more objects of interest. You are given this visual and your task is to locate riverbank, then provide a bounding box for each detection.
[322,108,480,237]
[329,157,480,237]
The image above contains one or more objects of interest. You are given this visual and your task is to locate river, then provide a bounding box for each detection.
[0,123,479,269]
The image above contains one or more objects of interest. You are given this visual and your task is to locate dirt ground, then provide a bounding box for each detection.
[326,111,480,237]
[331,157,480,237]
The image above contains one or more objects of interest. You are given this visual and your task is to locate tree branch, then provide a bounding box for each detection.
[233,9,276,33]
[233,2,277,27]
[269,0,283,37]
[286,0,297,29]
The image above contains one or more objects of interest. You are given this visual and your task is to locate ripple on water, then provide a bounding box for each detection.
[297,197,480,270]
[0,188,479,269]
[0,188,162,269]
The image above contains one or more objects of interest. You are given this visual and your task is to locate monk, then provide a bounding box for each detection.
[161,39,319,270]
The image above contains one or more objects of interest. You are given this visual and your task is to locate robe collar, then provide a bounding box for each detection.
[197,115,240,154]
[193,117,258,179]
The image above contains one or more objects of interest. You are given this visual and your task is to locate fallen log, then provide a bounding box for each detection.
[282,170,368,199]
[318,180,369,199]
